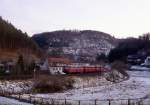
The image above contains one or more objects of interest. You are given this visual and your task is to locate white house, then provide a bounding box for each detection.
[141,56,150,66]
[49,66,65,74]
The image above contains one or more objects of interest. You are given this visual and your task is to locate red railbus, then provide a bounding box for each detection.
[63,66,108,74]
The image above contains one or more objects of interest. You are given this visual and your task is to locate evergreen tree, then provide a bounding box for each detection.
[16,55,24,75]
[0,17,42,57]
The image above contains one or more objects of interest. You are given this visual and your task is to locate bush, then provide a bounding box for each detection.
[0,68,5,76]
[111,60,128,70]
[106,61,129,82]
[33,75,75,93]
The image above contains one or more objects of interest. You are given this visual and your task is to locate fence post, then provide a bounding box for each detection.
[12,88,14,94]
[108,99,111,105]
[65,99,67,105]
[29,95,32,103]
[33,96,36,104]
[19,93,21,100]
[128,99,131,105]
[51,98,54,105]
[139,99,143,105]
[1,90,3,96]
[8,92,12,96]
[78,100,80,105]
[95,99,97,105]
[41,98,44,105]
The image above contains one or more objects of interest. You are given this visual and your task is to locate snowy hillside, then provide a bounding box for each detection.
[32,30,117,62]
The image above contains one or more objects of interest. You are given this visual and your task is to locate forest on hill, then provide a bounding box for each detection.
[108,33,150,63]
[0,17,42,61]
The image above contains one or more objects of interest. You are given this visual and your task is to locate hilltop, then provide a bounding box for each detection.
[32,30,117,62]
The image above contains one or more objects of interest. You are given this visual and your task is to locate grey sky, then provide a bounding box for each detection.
[0,0,150,38]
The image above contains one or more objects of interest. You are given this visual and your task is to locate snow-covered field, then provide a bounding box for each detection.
[1,71,150,105]
[0,96,32,105]
[0,80,33,105]
[9,71,149,105]
[0,80,33,94]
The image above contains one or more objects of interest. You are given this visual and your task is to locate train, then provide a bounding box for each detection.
[63,66,109,74]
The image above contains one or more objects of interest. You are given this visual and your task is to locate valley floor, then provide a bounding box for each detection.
[22,71,150,104]
[0,96,32,105]
[1,71,150,105]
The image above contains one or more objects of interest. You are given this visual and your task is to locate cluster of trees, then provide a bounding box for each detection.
[0,55,36,76]
[108,33,150,62]
[0,17,41,56]
[0,17,43,76]
[14,55,35,75]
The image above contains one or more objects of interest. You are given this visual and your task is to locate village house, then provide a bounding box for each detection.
[48,57,72,74]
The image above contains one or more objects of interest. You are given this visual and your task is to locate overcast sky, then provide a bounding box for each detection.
[0,0,150,38]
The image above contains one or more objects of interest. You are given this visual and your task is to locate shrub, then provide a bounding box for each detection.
[111,60,128,70]
[0,68,6,76]
[33,75,75,93]
[106,61,129,82]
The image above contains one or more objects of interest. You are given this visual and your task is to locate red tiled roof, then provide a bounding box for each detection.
[48,57,72,64]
